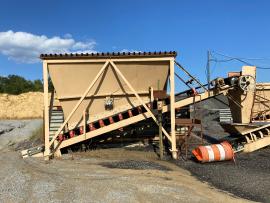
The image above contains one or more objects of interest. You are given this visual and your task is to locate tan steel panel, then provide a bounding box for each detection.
[48,61,169,129]
[241,66,256,123]
[228,66,256,123]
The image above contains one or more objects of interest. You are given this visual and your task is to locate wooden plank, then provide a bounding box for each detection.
[22,152,44,159]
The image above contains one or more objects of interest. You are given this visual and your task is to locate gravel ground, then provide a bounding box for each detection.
[178,98,270,203]
[0,119,247,203]
[0,100,266,203]
[101,160,171,171]
[0,96,267,202]
[174,147,270,202]
[0,119,42,150]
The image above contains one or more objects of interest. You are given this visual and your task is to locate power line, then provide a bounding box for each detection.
[212,51,270,61]
[210,51,270,70]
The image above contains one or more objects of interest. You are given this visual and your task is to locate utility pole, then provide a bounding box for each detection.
[206,50,211,94]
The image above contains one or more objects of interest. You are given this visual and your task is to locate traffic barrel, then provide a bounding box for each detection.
[192,141,234,163]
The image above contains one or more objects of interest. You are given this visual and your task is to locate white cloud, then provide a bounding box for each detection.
[120,49,141,53]
[63,33,73,39]
[0,30,97,63]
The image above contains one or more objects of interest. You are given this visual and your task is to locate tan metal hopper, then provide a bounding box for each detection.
[41,52,179,159]
[48,61,170,129]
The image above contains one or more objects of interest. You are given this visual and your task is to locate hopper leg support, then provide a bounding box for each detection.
[43,61,50,159]
[170,59,177,159]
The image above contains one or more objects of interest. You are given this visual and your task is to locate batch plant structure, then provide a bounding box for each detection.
[39,51,270,160]
[41,52,179,159]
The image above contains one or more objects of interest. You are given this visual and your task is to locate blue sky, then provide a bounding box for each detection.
[0,0,270,89]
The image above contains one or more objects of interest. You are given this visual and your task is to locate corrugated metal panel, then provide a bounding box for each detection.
[40,51,177,60]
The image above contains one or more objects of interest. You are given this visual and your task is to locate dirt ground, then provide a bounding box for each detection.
[0,120,249,203]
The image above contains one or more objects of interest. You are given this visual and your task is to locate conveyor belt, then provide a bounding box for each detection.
[224,123,270,153]
[241,123,270,152]
[56,87,229,152]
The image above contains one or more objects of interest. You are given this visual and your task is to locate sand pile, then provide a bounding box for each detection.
[0,92,44,119]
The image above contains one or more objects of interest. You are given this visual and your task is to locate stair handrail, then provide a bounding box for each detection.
[174,61,208,92]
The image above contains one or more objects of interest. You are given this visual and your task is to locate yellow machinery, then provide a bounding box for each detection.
[21,51,270,159]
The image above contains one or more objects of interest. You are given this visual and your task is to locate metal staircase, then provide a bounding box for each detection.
[219,109,233,123]
[49,107,64,141]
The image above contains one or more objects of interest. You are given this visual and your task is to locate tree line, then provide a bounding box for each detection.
[0,75,53,95]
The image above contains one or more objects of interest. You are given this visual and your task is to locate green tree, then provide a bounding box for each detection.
[33,79,43,91]
[0,75,48,95]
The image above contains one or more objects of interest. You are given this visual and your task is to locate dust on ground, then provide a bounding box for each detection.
[0,120,249,203]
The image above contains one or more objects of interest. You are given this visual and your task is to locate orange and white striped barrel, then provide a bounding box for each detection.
[192,141,234,163]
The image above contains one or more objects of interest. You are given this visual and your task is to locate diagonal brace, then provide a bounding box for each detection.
[48,61,110,147]
[110,61,172,142]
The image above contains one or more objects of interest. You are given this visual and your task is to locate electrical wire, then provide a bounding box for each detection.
[212,51,270,61]
[210,51,270,70]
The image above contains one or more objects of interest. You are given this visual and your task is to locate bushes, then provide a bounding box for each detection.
[0,75,53,95]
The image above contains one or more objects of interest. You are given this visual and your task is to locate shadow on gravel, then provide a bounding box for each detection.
[173,147,270,203]
[100,160,171,171]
